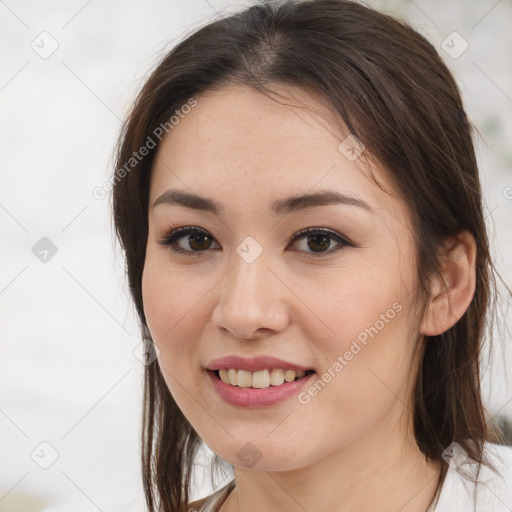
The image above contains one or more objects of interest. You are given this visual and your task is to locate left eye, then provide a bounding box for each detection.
[288,227,351,256]
[157,226,352,257]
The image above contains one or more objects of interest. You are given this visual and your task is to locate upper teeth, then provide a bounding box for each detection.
[218,368,307,388]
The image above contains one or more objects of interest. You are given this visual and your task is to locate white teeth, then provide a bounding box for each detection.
[270,369,285,386]
[227,368,237,386]
[252,370,270,389]
[284,369,297,382]
[217,368,307,388]
[237,370,252,388]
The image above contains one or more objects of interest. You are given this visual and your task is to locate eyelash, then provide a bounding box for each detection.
[156,226,353,258]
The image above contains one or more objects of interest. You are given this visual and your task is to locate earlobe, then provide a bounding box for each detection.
[420,230,477,337]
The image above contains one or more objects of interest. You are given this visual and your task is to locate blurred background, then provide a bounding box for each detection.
[1,0,511,510]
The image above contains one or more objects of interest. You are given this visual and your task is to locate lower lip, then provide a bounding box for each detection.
[206,369,315,408]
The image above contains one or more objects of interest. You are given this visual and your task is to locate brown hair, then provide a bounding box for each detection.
[111,1,507,510]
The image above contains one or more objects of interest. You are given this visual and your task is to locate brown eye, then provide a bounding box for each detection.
[157,227,220,255]
[187,231,212,251]
[288,228,352,257]
[157,225,352,258]
[304,233,331,252]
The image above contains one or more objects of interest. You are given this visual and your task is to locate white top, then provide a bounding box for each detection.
[430,442,512,511]
[189,442,512,512]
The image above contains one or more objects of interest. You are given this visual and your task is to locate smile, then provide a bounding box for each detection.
[206,369,316,408]
[216,368,314,388]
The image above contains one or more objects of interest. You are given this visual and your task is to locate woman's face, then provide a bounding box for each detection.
[142,84,423,471]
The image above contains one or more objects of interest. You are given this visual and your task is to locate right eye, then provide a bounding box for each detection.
[157,226,220,256]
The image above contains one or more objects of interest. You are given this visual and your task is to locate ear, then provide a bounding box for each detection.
[420,230,477,336]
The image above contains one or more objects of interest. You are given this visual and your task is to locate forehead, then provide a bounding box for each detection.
[149,84,396,211]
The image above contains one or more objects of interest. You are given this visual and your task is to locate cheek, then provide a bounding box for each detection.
[141,256,209,389]
[304,260,417,409]
[307,257,411,346]
[142,264,171,342]
[142,253,203,340]
[142,261,208,412]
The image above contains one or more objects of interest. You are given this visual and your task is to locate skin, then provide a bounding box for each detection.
[141,84,476,511]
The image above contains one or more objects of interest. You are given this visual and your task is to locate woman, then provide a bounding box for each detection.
[111,1,512,510]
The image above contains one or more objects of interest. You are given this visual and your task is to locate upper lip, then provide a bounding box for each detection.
[206,355,313,372]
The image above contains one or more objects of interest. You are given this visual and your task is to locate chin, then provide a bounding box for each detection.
[208,438,309,472]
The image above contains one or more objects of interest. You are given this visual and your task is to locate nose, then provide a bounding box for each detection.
[211,252,290,340]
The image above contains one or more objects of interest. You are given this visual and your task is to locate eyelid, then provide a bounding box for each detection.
[289,227,352,246]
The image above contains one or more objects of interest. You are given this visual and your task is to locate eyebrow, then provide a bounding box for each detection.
[151,189,375,215]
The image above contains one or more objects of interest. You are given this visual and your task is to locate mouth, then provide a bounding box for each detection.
[208,368,316,389]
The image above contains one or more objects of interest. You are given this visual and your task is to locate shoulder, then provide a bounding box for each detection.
[484,442,512,487]
[485,442,512,470]
[435,442,512,511]
[187,480,236,512]
[477,443,512,509]
[480,442,512,492]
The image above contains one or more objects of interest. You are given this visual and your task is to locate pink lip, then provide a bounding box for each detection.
[206,369,315,408]
[205,355,313,372]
